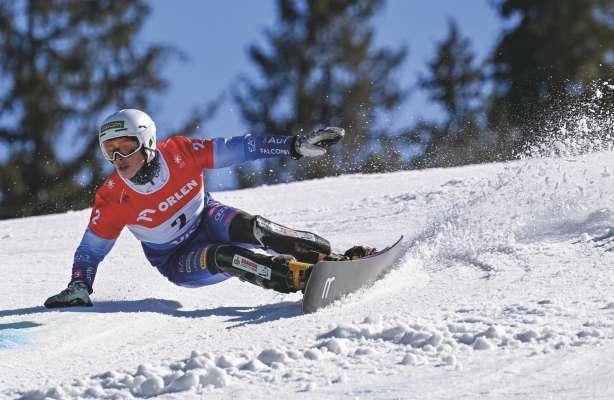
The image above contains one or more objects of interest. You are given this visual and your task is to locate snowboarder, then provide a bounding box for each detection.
[45,109,370,308]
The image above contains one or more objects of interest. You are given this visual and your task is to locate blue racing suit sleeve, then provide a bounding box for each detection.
[211,134,294,169]
[70,228,116,288]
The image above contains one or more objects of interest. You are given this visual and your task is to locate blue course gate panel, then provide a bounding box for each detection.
[0,322,42,350]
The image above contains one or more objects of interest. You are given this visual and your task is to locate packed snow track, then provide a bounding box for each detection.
[3,151,614,399]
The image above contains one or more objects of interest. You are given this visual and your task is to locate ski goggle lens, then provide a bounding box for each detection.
[101,137,142,161]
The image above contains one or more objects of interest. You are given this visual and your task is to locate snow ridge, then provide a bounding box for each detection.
[17,300,614,399]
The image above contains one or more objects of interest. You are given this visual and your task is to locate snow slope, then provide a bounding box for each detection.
[3,149,614,399]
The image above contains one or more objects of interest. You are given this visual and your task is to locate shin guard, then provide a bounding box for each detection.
[252,216,331,262]
[208,244,311,293]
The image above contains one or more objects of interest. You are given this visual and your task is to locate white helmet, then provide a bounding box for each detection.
[99,109,157,163]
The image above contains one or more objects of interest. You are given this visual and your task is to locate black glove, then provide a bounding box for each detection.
[44,280,93,308]
[292,127,345,159]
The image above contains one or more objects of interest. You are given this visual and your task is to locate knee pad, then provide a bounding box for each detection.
[171,246,230,288]
[228,211,260,244]
[177,246,211,274]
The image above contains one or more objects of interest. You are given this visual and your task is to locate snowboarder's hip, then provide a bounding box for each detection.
[153,199,242,286]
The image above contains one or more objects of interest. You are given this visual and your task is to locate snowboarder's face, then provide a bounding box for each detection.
[102,137,146,179]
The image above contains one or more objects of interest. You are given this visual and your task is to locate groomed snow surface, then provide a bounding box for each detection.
[3,150,614,399]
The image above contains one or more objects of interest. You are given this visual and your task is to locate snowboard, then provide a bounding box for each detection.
[302,236,405,314]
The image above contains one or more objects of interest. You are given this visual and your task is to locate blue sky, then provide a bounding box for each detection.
[141,0,503,140]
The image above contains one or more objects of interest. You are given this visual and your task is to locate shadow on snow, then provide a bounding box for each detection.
[0,298,303,328]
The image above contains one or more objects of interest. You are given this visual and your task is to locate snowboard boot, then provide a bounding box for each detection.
[343,245,377,260]
[207,244,313,293]
[313,245,376,262]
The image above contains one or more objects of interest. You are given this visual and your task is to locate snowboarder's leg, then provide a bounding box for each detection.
[169,243,311,292]
[227,212,375,262]
[162,201,240,287]
[206,244,312,293]
[202,194,332,262]
[169,198,374,290]
[228,212,332,263]
[169,245,232,288]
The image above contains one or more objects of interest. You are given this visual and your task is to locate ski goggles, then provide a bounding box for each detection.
[101,137,142,161]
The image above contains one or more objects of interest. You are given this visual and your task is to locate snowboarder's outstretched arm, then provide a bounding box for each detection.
[188,127,345,169]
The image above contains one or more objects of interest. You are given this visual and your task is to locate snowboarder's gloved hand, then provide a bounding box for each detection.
[292,127,345,159]
[44,280,93,308]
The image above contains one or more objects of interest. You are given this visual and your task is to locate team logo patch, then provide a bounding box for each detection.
[101,121,124,133]
[232,255,272,280]
[136,179,199,221]
[137,209,155,222]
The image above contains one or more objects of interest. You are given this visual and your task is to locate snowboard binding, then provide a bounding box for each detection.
[343,245,377,260]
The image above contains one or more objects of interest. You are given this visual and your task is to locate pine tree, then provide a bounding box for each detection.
[489,0,614,155]
[0,1,182,219]
[233,0,407,186]
[409,20,488,168]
